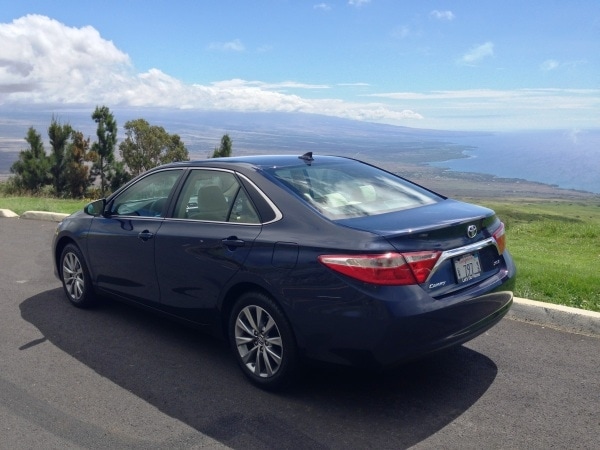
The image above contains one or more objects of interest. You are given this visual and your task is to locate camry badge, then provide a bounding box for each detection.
[467,225,478,239]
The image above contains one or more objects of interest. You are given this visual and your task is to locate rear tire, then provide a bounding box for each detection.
[229,292,298,389]
[59,244,97,308]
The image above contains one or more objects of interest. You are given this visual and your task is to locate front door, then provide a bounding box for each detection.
[86,169,183,305]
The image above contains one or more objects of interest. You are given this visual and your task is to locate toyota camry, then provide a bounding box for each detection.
[53,153,516,388]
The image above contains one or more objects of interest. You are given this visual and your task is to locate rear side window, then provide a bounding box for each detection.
[173,169,260,223]
[267,160,440,219]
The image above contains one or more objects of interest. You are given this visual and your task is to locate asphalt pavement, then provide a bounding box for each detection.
[1,214,599,449]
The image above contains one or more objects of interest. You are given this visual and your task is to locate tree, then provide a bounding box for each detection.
[110,160,132,193]
[10,127,51,192]
[119,118,189,177]
[64,130,92,198]
[164,133,189,164]
[211,134,232,158]
[90,106,118,196]
[48,117,73,197]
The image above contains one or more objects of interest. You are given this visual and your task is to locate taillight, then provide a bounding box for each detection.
[492,222,506,254]
[318,251,441,286]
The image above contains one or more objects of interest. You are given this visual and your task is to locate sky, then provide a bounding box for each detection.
[0,0,599,131]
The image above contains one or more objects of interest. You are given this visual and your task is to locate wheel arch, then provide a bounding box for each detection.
[220,282,268,341]
[54,236,78,274]
[54,235,96,283]
[219,282,297,347]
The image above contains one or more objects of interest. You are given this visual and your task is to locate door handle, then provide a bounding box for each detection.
[222,237,245,249]
[138,230,154,241]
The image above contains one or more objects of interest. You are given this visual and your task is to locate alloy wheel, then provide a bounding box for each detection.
[234,305,283,378]
[62,251,85,301]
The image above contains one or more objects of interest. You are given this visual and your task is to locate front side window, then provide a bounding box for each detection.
[109,169,183,217]
[173,169,260,223]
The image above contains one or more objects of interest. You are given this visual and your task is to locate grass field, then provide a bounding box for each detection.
[0,196,89,216]
[470,198,600,312]
[2,194,599,312]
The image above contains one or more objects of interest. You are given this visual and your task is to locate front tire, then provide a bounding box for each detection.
[59,243,96,308]
[229,292,298,389]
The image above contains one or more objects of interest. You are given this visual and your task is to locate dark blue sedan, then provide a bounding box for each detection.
[52,153,515,388]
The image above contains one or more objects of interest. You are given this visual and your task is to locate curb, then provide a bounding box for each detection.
[0,209,69,222]
[1,209,599,337]
[509,297,600,337]
[0,208,19,218]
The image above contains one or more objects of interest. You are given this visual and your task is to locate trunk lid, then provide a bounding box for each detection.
[338,199,507,297]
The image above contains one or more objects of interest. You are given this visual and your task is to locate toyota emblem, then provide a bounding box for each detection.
[467,225,478,239]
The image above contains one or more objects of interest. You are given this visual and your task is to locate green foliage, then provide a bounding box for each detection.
[4,106,195,199]
[0,177,24,196]
[90,105,118,196]
[475,200,600,311]
[165,133,189,163]
[119,118,190,177]
[48,116,73,197]
[211,133,232,158]
[3,106,202,199]
[10,119,93,198]
[10,127,51,192]
[110,160,132,193]
[64,130,93,198]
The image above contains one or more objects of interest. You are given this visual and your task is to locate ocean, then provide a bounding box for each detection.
[1,109,599,194]
[429,129,600,194]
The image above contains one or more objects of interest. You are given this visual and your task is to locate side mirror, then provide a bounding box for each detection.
[84,199,107,217]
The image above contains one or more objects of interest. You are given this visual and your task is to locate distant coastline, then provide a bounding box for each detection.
[1,109,598,199]
[428,130,600,195]
[398,163,599,201]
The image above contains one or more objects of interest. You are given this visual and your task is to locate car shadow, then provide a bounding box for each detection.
[21,289,498,449]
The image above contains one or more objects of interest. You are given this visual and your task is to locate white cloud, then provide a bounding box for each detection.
[338,82,371,87]
[459,42,494,65]
[541,59,560,71]
[392,25,411,39]
[314,3,332,11]
[207,39,245,52]
[0,14,131,103]
[211,79,330,90]
[0,15,423,126]
[368,88,600,130]
[348,0,371,7]
[370,88,600,106]
[430,10,455,21]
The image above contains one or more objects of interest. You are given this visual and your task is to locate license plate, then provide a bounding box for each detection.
[454,252,482,283]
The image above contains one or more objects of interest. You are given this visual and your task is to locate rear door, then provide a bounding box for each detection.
[154,169,262,323]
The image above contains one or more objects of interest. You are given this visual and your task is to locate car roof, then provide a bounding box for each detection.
[162,153,351,171]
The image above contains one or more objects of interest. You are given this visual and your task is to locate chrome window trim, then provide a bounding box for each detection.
[236,172,283,224]
[167,217,263,226]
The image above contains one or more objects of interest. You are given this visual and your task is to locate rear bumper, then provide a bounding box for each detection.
[372,290,513,366]
[297,289,513,368]
[291,252,516,369]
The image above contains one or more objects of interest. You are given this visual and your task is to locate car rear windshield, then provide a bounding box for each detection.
[265,159,441,220]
